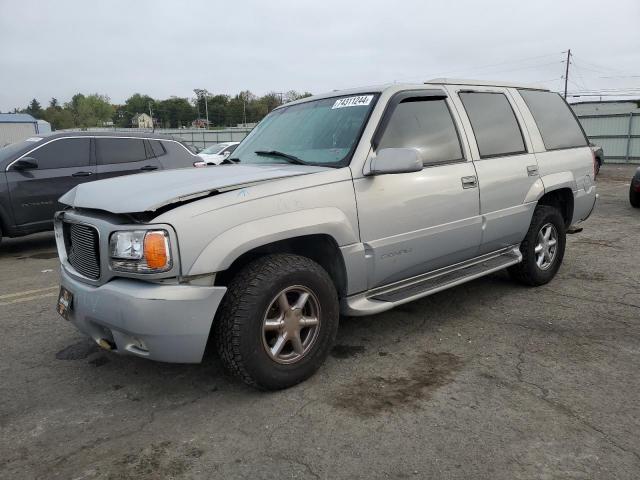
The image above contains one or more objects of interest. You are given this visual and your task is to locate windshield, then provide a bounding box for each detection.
[231,94,377,167]
[0,138,43,163]
[200,143,227,155]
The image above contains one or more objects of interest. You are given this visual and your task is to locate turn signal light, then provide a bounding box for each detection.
[144,231,170,269]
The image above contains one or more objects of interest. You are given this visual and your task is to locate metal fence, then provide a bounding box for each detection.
[576,113,640,164]
[68,127,253,150]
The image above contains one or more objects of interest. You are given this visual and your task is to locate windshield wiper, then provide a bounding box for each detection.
[254,150,309,165]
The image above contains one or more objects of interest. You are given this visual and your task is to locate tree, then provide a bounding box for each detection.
[25,98,43,118]
[284,90,312,103]
[119,93,155,127]
[64,93,113,128]
[49,98,60,110]
[156,97,196,128]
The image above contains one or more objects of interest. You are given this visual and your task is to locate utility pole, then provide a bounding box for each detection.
[563,49,571,99]
[243,98,246,127]
[193,89,210,128]
[148,101,154,131]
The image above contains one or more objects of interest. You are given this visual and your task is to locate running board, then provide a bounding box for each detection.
[342,246,522,316]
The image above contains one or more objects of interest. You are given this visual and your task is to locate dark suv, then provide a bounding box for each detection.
[0,132,198,242]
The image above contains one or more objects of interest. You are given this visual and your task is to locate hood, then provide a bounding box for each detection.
[59,163,329,214]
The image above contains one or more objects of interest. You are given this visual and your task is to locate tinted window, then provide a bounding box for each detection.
[150,140,166,157]
[519,90,587,150]
[96,138,147,164]
[378,99,463,165]
[459,92,526,158]
[28,138,90,169]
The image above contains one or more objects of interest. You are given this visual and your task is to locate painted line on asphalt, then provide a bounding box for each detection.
[0,286,58,300]
[0,292,57,306]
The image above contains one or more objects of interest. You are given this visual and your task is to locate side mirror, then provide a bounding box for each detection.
[366,148,423,175]
[222,151,231,157]
[11,157,39,171]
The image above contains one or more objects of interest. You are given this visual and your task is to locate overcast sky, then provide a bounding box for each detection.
[1,0,639,111]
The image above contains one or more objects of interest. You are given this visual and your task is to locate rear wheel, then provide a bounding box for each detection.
[630,182,640,208]
[214,254,339,390]
[509,205,566,286]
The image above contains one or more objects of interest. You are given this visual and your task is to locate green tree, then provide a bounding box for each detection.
[156,97,196,128]
[25,98,43,118]
[118,93,155,127]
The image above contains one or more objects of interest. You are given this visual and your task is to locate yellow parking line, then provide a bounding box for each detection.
[0,286,58,300]
[0,292,57,306]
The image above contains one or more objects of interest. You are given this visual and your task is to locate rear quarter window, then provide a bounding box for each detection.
[519,90,588,150]
[158,140,194,169]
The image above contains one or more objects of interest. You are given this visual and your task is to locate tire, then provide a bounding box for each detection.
[630,183,640,208]
[214,254,339,390]
[508,205,566,286]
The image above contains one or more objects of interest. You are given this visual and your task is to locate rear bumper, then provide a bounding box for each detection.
[59,267,226,363]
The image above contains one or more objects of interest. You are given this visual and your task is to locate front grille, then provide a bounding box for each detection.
[64,223,101,279]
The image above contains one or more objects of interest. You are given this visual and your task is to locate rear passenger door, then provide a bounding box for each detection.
[448,87,540,255]
[95,137,161,179]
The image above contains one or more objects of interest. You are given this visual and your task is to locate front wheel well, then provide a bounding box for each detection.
[538,188,574,228]
[214,234,348,298]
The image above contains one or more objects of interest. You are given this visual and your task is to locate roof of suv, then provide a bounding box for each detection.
[425,78,549,90]
[40,131,183,140]
[283,79,551,108]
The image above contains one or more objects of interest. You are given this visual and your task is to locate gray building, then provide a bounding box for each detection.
[570,100,640,164]
[0,113,50,147]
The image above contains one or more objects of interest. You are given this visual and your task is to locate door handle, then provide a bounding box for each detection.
[527,165,539,176]
[461,176,478,189]
[72,171,93,177]
[140,165,158,171]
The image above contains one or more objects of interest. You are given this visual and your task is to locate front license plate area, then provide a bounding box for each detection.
[57,286,73,320]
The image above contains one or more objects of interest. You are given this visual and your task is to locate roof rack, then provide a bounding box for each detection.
[425,78,549,91]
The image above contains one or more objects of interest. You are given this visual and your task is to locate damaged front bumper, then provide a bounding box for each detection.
[59,267,226,363]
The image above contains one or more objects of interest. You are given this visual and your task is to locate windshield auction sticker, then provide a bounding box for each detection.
[332,95,373,109]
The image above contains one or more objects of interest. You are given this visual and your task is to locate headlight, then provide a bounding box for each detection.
[109,229,172,273]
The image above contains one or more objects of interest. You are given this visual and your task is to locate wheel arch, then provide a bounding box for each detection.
[214,234,349,299]
[537,187,574,228]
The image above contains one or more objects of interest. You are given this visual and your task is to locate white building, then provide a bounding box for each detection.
[132,113,154,128]
[0,113,49,146]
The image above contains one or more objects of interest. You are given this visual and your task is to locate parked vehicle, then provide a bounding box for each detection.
[195,142,240,166]
[590,143,604,177]
[54,80,597,390]
[0,132,198,243]
[630,167,640,208]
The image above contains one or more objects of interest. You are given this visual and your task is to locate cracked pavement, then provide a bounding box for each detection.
[0,165,638,479]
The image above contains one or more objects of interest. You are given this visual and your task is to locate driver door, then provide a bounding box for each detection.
[353,92,482,289]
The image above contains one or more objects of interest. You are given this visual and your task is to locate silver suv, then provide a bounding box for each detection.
[54,79,597,390]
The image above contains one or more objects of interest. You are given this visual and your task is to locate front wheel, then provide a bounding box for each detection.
[509,205,566,286]
[214,254,339,390]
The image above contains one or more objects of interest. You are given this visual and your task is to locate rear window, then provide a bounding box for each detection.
[96,138,147,164]
[519,90,588,150]
[459,92,526,158]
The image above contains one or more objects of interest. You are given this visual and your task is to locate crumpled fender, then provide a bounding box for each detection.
[187,207,358,276]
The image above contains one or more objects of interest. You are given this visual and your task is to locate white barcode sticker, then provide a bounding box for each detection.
[332,95,373,109]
